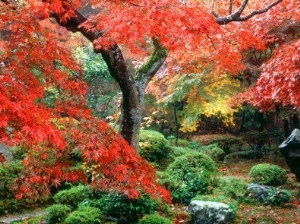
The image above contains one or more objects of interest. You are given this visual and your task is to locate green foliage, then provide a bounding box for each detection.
[191,195,238,221]
[45,204,72,224]
[192,134,244,154]
[138,214,172,224]
[198,143,225,161]
[0,199,30,216]
[249,163,288,186]
[265,188,292,206]
[64,206,102,224]
[53,185,93,209]
[81,193,165,224]
[74,46,120,119]
[138,130,169,162]
[0,160,23,198]
[214,177,247,200]
[163,152,216,204]
[169,146,195,157]
[224,150,263,162]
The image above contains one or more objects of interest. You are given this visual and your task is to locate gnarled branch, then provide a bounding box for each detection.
[212,0,282,25]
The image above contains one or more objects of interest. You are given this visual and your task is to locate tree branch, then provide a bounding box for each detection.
[213,0,282,25]
[229,0,233,14]
[136,39,168,86]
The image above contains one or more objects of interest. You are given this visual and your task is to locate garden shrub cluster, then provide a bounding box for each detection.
[249,163,288,186]
[138,130,169,162]
[198,143,225,161]
[46,185,169,224]
[161,152,216,204]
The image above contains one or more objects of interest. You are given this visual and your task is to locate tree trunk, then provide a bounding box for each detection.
[51,11,167,150]
[100,41,168,150]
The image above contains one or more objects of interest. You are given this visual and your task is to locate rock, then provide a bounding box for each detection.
[246,183,272,202]
[279,129,300,182]
[0,144,13,163]
[188,200,233,224]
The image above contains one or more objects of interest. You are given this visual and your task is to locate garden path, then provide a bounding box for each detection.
[0,208,46,223]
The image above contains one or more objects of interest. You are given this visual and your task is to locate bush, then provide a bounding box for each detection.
[249,163,288,186]
[191,134,243,154]
[139,130,169,162]
[192,195,238,221]
[138,214,172,224]
[53,185,93,209]
[198,143,225,161]
[214,177,247,201]
[64,206,102,224]
[85,193,165,224]
[0,160,23,197]
[265,188,292,206]
[163,152,216,205]
[46,204,71,224]
[224,150,263,162]
[169,146,194,157]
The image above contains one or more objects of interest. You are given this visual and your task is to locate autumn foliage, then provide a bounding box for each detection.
[0,0,299,203]
[0,2,170,202]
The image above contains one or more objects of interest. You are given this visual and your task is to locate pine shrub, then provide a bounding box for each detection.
[249,163,288,186]
[139,130,169,162]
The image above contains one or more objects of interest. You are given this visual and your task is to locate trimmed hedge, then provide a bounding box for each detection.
[162,152,216,204]
[249,163,288,186]
[139,130,169,162]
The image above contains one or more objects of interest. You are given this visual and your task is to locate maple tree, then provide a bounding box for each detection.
[230,0,300,129]
[0,0,291,201]
[40,0,282,149]
[0,1,170,201]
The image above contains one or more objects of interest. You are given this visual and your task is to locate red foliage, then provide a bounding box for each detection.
[0,3,170,202]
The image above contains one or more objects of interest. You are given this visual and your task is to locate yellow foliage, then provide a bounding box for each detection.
[180,74,243,132]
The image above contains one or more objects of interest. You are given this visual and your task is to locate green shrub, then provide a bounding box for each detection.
[138,214,172,224]
[192,134,243,154]
[192,195,238,221]
[0,199,29,215]
[163,152,216,205]
[85,193,165,224]
[249,163,288,186]
[198,143,225,161]
[224,150,263,162]
[53,185,93,209]
[265,188,292,206]
[139,130,169,162]
[169,146,194,157]
[64,206,102,224]
[0,160,24,199]
[46,204,71,224]
[214,177,247,200]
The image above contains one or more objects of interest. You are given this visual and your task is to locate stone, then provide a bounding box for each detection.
[0,143,13,163]
[188,200,233,224]
[279,129,300,182]
[245,183,272,202]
